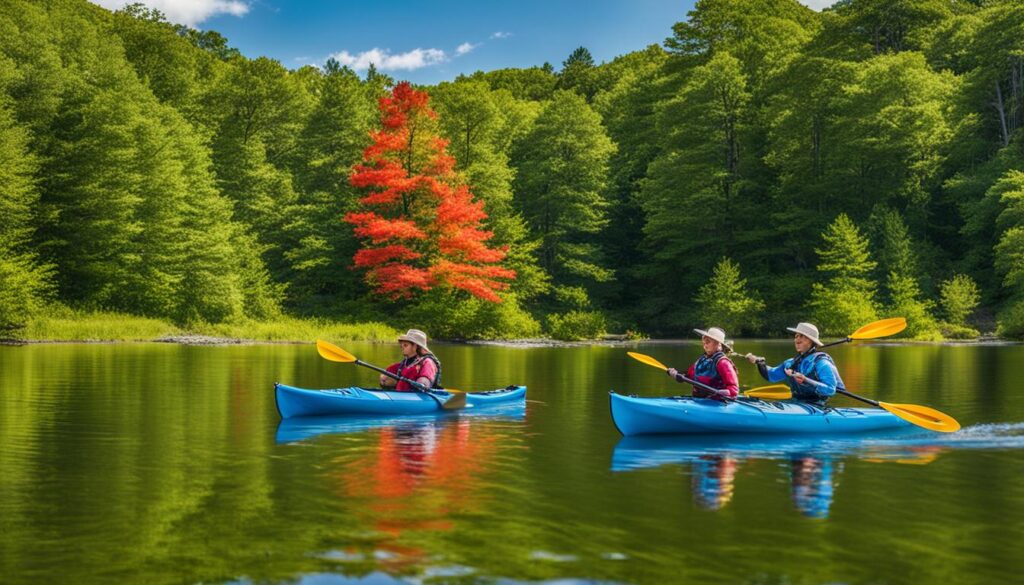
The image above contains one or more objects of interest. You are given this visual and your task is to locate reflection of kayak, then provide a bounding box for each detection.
[275,383,526,419]
[611,431,923,471]
[609,391,910,436]
[276,401,526,443]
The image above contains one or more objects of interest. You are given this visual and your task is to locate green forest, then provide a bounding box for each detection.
[2,0,1023,341]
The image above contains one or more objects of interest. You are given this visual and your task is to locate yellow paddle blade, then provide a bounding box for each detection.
[442,391,467,410]
[627,351,669,371]
[744,384,792,400]
[316,339,357,363]
[878,401,961,433]
[849,318,907,340]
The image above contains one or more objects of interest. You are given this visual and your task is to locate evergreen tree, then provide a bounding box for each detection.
[809,214,880,334]
[592,45,670,319]
[992,170,1024,338]
[202,56,312,282]
[557,46,598,100]
[638,51,752,329]
[939,273,980,334]
[111,4,202,110]
[886,271,940,339]
[282,60,377,309]
[511,90,615,308]
[694,258,765,335]
[0,79,51,331]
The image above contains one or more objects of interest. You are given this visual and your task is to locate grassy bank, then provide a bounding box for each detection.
[15,308,399,343]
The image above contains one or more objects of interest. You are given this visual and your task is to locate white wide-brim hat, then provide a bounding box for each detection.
[786,322,822,347]
[694,327,732,350]
[397,329,430,352]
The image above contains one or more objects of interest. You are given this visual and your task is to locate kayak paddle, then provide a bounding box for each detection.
[316,339,467,410]
[743,317,908,365]
[745,383,960,433]
[821,317,908,349]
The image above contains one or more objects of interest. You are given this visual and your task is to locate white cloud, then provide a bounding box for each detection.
[90,0,249,26]
[455,42,478,56]
[490,31,512,39]
[798,0,839,10]
[331,47,448,71]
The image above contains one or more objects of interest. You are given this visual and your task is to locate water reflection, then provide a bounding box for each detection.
[691,455,739,510]
[275,402,526,443]
[611,432,949,519]
[333,419,494,572]
[3,342,1024,585]
[789,455,836,519]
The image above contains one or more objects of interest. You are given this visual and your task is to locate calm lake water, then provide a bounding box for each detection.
[1,341,1022,584]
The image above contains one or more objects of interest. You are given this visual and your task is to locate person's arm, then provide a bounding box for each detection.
[415,358,438,389]
[666,364,695,383]
[808,359,839,398]
[380,363,400,387]
[745,353,775,381]
[764,359,792,383]
[716,359,740,398]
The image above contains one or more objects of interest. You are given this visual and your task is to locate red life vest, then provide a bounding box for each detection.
[387,354,441,392]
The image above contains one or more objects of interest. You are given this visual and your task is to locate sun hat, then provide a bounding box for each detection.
[397,329,430,352]
[786,322,822,347]
[694,327,732,351]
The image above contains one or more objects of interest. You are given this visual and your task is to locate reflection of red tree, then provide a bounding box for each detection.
[337,420,496,570]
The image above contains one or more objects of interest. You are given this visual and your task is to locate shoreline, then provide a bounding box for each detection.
[2,335,1016,347]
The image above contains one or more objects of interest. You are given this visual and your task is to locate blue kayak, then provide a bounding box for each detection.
[609,391,910,436]
[275,383,526,419]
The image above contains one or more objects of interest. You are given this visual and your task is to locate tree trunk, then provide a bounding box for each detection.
[812,114,822,180]
[1012,61,1020,137]
[995,79,1010,148]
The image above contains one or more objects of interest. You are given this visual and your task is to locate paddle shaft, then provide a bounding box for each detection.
[836,387,880,407]
[675,373,732,400]
[790,374,880,407]
[352,358,433,394]
[673,372,770,412]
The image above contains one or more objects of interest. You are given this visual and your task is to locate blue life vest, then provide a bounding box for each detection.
[692,351,731,396]
[787,351,844,403]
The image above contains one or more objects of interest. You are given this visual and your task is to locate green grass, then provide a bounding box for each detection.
[196,317,398,342]
[17,307,399,343]
[21,309,179,341]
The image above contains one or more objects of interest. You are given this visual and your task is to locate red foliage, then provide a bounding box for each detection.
[346,82,514,302]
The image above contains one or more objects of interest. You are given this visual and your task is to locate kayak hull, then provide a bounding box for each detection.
[609,391,911,436]
[275,383,526,419]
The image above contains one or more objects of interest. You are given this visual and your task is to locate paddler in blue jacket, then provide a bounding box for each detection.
[744,322,844,405]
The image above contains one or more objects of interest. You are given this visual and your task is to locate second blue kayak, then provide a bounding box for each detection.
[276,383,526,419]
[609,391,910,436]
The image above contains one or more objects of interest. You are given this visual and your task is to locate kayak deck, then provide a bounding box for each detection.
[609,391,910,436]
[275,383,526,419]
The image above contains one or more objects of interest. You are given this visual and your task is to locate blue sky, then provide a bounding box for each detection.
[92,0,834,84]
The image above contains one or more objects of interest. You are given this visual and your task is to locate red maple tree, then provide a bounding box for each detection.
[346,82,514,302]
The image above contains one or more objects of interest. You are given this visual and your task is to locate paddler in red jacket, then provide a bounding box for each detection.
[380,329,442,391]
[666,326,740,400]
